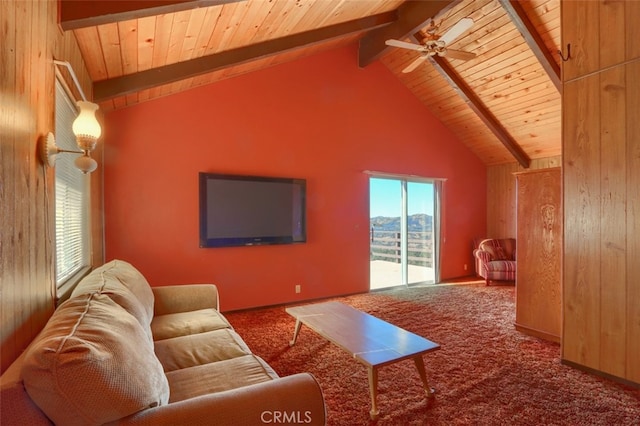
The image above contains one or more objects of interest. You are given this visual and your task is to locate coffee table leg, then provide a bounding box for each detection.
[368,367,379,420]
[289,319,302,346]
[413,356,436,398]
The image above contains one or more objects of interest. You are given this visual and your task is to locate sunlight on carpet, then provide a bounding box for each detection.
[225,284,640,425]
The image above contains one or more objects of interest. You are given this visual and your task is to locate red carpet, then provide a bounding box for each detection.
[225,283,640,425]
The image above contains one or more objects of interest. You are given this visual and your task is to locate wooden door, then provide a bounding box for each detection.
[515,168,561,343]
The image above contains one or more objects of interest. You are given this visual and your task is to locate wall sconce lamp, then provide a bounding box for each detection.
[42,101,101,173]
[41,61,102,174]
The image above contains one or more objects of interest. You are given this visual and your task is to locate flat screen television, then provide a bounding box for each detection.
[199,172,307,248]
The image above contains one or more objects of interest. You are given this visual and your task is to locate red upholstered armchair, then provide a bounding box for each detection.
[473,238,516,285]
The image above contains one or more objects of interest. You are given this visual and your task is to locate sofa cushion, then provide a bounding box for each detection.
[165,355,279,403]
[479,238,516,261]
[483,243,507,260]
[151,308,232,341]
[22,293,170,426]
[485,260,516,273]
[71,259,155,334]
[155,329,252,372]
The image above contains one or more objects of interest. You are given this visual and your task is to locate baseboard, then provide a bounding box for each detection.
[514,323,560,343]
[561,359,640,389]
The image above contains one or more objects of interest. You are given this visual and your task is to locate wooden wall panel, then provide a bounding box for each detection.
[563,0,639,82]
[1,0,55,375]
[562,0,640,385]
[561,0,599,81]
[598,66,627,377]
[0,0,99,374]
[486,155,561,239]
[562,73,602,370]
[627,60,640,383]
[1,0,20,373]
[598,0,625,71]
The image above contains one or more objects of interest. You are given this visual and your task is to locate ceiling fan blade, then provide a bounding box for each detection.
[439,17,474,45]
[402,55,428,73]
[445,49,476,61]
[385,39,425,52]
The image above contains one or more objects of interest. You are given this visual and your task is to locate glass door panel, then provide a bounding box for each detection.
[369,178,402,289]
[407,182,435,285]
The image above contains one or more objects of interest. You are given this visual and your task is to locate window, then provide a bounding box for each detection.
[54,78,91,288]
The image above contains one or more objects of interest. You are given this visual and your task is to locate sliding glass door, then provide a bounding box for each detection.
[369,176,438,289]
[406,181,435,284]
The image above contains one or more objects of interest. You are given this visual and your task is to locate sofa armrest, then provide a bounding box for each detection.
[152,284,220,315]
[112,373,326,426]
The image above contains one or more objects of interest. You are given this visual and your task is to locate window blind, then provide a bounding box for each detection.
[55,79,90,286]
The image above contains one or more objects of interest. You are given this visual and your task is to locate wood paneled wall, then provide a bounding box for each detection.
[561,0,640,385]
[486,156,561,239]
[0,0,100,374]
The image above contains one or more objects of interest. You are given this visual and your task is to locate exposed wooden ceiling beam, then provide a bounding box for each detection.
[358,0,460,68]
[94,11,397,102]
[498,0,561,92]
[59,0,244,30]
[429,55,531,168]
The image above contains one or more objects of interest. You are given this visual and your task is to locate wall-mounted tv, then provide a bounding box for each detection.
[199,172,307,248]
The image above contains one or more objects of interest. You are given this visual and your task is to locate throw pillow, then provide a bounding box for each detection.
[71,260,155,330]
[22,293,169,425]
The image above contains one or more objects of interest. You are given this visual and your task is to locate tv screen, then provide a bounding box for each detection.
[199,173,307,248]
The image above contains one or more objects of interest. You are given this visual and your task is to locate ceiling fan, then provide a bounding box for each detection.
[385,17,476,73]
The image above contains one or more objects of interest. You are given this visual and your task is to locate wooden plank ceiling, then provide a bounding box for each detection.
[69,0,561,166]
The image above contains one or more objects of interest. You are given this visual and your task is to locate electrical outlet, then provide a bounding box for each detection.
[295,284,301,294]
[464,264,468,271]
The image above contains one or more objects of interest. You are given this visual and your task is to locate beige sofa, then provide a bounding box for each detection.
[0,260,326,425]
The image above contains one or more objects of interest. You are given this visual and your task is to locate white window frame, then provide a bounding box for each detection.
[54,77,91,293]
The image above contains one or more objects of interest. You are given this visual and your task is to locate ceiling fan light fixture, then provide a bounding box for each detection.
[387,17,476,72]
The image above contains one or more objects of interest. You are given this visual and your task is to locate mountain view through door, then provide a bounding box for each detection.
[369,177,437,290]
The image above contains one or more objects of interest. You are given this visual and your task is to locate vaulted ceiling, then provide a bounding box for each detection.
[64,0,561,166]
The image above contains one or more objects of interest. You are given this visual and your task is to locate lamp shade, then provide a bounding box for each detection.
[72,101,101,140]
[74,154,98,174]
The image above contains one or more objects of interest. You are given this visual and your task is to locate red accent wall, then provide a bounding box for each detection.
[104,45,486,311]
